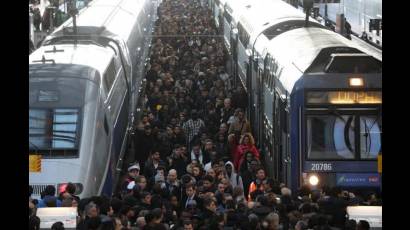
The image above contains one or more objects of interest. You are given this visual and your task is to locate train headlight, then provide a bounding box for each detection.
[349,78,364,87]
[309,175,319,186]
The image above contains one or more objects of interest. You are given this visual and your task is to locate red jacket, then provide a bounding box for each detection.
[233,144,260,170]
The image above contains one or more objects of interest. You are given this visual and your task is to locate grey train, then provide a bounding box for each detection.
[29,0,156,198]
[212,0,382,191]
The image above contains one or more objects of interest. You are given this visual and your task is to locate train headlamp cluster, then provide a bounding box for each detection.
[308,175,319,186]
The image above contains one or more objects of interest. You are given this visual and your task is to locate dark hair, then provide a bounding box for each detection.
[65,183,76,194]
[256,167,265,173]
[51,221,64,230]
[110,198,123,215]
[144,212,154,224]
[119,205,131,216]
[191,110,198,120]
[203,197,215,208]
[29,185,33,197]
[203,175,214,183]
[141,191,151,200]
[256,195,269,206]
[300,203,313,214]
[150,194,163,209]
[329,186,342,197]
[98,196,111,215]
[156,165,166,173]
[265,178,276,189]
[29,215,41,230]
[345,219,357,230]
[185,183,196,190]
[86,216,102,230]
[41,185,56,198]
[183,220,193,226]
[151,208,163,220]
[135,175,146,183]
[181,174,192,184]
[357,220,370,230]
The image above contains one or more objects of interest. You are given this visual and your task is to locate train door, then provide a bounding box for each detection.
[246,62,254,128]
[101,58,117,196]
[279,97,291,186]
[102,42,130,195]
[284,98,292,187]
[272,91,280,180]
[273,92,292,185]
[255,66,263,145]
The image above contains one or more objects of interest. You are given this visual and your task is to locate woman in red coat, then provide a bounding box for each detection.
[233,133,259,170]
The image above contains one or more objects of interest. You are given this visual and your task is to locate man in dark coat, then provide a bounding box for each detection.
[318,186,348,229]
[181,184,202,210]
[199,197,219,229]
[134,125,156,168]
[219,98,234,125]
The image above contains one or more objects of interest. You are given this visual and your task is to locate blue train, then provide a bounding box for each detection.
[211,0,382,191]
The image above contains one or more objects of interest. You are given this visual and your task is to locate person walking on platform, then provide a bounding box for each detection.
[233,133,260,170]
[219,98,234,125]
[228,108,251,136]
[134,125,155,169]
[182,110,205,150]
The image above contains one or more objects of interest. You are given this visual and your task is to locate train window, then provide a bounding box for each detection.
[269,74,275,91]
[104,59,116,92]
[223,11,232,24]
[360,116,381,159]
[325,54,382,73]
[29,108,81,157]
[307,115,356,160]
[263,20,326,40]
[237,23,250,47]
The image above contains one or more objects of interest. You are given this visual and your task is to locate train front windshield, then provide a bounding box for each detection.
[29,73,93,158]
[307,114,381,160]
[305,91,382,161]
[29,108,81,157]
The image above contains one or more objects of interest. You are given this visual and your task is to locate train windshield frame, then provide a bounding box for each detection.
[29,107,82,158]
[304,90,382,161]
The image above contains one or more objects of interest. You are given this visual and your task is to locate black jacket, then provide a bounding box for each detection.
[199,208,218,229]
[181,195,202,210]
[134,131,156,166]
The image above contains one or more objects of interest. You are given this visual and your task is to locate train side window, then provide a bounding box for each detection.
[104,59,116,93]
[270,74,275,91]
[104,115,109,135]
[237,23,250,47]
[108,41,122,71]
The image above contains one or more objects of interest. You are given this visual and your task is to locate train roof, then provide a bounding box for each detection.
[29,44,114,81]
[263,27,370,93]
[44,0,146,45]
[239,0,321,42]
[239,0,305,34]
[350,36,382,61]
[221,0,250,32]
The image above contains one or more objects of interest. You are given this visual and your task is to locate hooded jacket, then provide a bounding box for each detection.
[225,161,244,192]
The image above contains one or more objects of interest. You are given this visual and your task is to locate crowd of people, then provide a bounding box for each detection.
[29,0,381,229]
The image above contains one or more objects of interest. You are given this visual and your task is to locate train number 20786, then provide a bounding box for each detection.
[311,163,333,171]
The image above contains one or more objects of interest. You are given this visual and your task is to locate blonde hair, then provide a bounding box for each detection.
[239,133,255,146]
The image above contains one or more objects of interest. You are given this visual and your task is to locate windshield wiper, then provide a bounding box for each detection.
[344,116,354,153]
